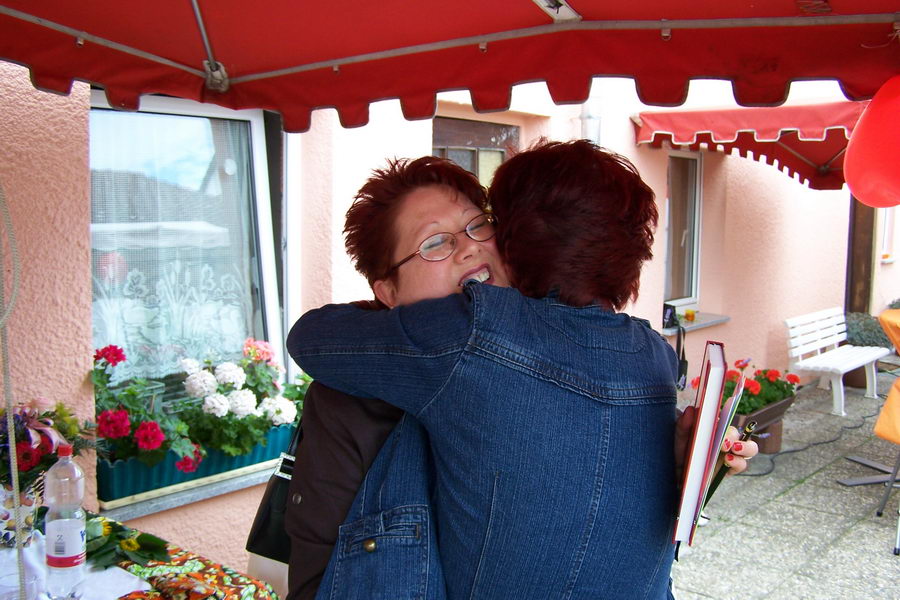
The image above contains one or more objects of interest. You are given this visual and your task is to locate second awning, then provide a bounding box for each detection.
[633,101,870,190]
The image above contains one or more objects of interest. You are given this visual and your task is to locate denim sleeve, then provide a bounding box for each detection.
[286,293,474,416]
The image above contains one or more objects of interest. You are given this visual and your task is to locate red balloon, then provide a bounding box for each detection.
[845,75,900,208]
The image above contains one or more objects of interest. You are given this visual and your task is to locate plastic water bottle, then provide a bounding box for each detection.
[44,443,86,599]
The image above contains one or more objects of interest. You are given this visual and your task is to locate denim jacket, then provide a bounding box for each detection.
[290,284,678,600]
[315,414,445,600]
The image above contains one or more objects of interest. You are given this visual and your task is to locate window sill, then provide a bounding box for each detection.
[661,312,730,336]
[98,463,273,522]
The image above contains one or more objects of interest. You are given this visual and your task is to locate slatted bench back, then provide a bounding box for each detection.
[785,306,847,361]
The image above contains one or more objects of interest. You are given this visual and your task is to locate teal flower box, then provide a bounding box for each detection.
[97,424,294,503]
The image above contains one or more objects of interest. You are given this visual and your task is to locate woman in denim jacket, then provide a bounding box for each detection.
[290,141,688,599]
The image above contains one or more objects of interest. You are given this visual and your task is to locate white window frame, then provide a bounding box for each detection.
[881,207,895,264]
[89,91,284,368]
[664,150,703,308]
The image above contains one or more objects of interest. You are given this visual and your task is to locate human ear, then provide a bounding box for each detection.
[373,278,398,309]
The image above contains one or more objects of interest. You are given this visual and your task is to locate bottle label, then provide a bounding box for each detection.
[46,518,86,567]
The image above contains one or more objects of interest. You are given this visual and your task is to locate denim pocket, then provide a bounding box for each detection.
[327,505,431,600]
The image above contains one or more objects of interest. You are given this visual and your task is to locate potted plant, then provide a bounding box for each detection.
[93,341,312,503]
[691,358,800,453]
[844,311,893,387]
[0,399,93,546]
[177,338,304,464]
[93,344,197,467]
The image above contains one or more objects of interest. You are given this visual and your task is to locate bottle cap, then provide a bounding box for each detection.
[57,443,73,457]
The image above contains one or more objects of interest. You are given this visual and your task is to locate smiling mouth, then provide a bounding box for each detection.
[459,266,491,287]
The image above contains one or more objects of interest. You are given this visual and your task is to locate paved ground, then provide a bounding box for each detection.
[671,370,900,600]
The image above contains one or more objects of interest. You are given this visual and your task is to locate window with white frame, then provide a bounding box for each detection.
[664,153,702,305]
[89,93,281,384]
[881,207,895,263]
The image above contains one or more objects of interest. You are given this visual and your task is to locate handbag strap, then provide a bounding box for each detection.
[276,420,303,480]
[675,325,688,391]
[286,419,304,455]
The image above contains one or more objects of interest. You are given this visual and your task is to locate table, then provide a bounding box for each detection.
[0,532,150,599]
[0,529,278,599]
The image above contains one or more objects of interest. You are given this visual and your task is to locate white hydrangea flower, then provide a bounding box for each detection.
[228,388,258,418]
[202,393,230,417]
[214,361,247,388]
[184,370,218,398]
[180,358,201,375]
[259,395,298,426]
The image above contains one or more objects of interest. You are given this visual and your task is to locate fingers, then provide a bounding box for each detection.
[721,426,759,475]
[723,453,749,475]
[721,426,759,458]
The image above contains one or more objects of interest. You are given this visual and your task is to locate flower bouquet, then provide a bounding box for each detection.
[1,399,93,491]
[35,509,169,568]
[0,399,93,546]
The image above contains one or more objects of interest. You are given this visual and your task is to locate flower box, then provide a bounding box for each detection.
[97,424,294,503]
[732,394,796,454]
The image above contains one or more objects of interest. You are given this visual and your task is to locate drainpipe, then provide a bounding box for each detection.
[580,101,601,145]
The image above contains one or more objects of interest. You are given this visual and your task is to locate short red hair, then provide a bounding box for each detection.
[345,156,487,290]
[489,140,658,309]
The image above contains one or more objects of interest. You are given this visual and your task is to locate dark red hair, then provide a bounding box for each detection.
[345,156,487,290]
[489,140,658,309]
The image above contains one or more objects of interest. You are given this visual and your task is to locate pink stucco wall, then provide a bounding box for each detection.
[634,141,850,378]
[0,62,267,571]
[2,59,882,579]
[0,62,95,503]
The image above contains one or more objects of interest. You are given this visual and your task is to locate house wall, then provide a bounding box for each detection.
[0,63,282,573]
[592,77,854,377]
[872,208,900,315]
[1,57,875,578]
[0,63,95,502]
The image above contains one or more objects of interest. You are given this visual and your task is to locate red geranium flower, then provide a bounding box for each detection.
[134,421,165,450]
[93,344,126,366]
[15,442,41,471]
[726,369,740,382]
[175,455,198,473]
[97,409,131,439]
[37,433,54,456]
[690,376,701,389]
[753,369,764,377]
[766,369,781,382]
[786,373,800,384]
[734,358,751,369]
[745,379,762,395]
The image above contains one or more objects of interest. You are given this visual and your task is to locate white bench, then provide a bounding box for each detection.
[785,307,891,416]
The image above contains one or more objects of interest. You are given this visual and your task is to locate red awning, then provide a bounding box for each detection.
[633,101,870,190]
[0,2,897,132]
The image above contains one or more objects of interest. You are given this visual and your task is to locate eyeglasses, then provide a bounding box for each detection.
[387,213,497,273]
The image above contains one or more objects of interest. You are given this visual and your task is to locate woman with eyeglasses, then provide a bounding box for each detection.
[289,140,692,600]
[283,156,505,600]
[285,145,756,600]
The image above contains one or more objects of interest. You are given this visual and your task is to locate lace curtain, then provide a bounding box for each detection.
[90,109,264,383]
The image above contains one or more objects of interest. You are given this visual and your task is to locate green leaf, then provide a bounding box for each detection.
[86,535,110,552]
[123,549,146,564]
[136,532,167,550]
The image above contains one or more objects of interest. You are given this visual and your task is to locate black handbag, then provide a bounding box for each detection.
[245,422,303,563]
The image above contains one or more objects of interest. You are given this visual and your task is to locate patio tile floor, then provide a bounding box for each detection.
[671,371,900,600]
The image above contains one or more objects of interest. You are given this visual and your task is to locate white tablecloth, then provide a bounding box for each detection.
[0,531,151,599]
